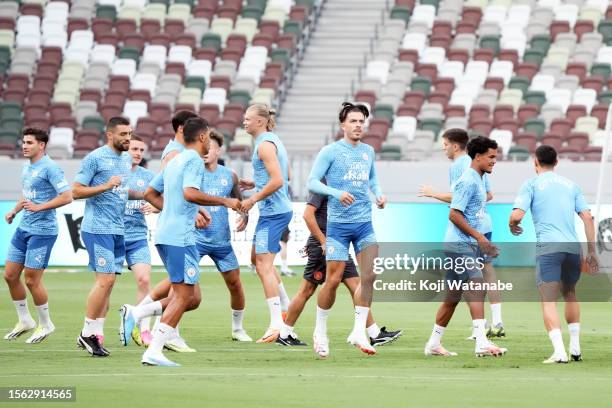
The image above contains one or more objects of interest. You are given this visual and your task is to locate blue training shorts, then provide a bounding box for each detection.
[6,228,57,269]
[254,211,293,255]
[444,245,485,284]
[536,252,581,287]
[82,232,125,274]
[156,244,200,285]
[196,242,239,273]
[325,221,377,262]
[125,239,151,268]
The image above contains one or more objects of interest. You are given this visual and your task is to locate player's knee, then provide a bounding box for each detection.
[3,269,18,283]
[226,277,242,295]
[136,275,150,291]
[24,274,40,288]
[298,284,316,300]
[97,275,116,291]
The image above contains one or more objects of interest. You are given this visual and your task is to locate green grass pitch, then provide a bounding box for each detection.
[1,268,611,408]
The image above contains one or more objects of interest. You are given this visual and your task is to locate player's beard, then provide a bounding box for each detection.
[115,139,129,152]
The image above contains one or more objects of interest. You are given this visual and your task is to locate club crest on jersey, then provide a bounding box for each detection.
[137,179,145,187]
[314,271,324,281]
[328,246,335,255]
[362,153,369,161]
[31,170,39,178]
[97,257,107,267]
[186,267,196,278]
[221,178,228,186]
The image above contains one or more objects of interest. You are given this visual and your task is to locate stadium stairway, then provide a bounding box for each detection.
[274,0,388,155]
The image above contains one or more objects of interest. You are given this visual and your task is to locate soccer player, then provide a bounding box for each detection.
[160,110,199,169]
[509,145,598,364]
[239,104,293,343]
[278,227,295,276]
[137,117,240,366]
[424,136,507,358]
[277,185,402,348]
[73,117,133,357]
[419,129,505,338]
[307,102,386,357]
[124,135,156,346]
[3,128,72,343]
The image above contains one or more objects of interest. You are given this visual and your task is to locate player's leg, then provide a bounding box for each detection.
[277,279,315,346]
[273,266,291,315]
[537,252,568,363]
[464,278,505,356]
[561,253,581,361]
[4,229,36,339]
[219,263,252,341]
[279,228,294,276]
[482,261,504,338]
[343,273,402,347]
[23,267,54,344]
[347,222,378,354]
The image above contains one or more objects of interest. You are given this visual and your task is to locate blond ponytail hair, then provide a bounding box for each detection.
[247,103,276,131]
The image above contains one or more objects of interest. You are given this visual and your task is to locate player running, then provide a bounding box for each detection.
[307,102,386,357]
[3,128,72,343]
[73,117,133,357]
[424,136,507,358]
[277,185,402,348]
[419,129,505,338]
[239,104,293,343]
[124,135,156,346]
[510,145,598,364]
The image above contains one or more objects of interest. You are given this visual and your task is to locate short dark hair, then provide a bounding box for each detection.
[23,127,49,145]
[535,145,557,166]
[172,110,198,132]
[339,102,369,123]
[467,135,498,159]
[130,135,143,142]
[183,117,209,144]
[107,117,130,131]
[442,128,469,150]
[209,129,224,147]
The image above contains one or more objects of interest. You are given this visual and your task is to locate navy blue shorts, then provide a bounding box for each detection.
[254,211,293,254]
[196,242,239,273]
[536,252,581,287]
[156,244,200,285]
[444,246,484,284]
[125,239,151,268]
[82,232,125,274]
[6,228,57,269]
[326,221,377,261]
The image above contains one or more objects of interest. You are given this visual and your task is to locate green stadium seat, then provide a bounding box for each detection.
[480,35,501,55]
[229,90,252,107]
[0,102,22,119]
[95,5,117,21]
[418,118,443,138]
[598,20,612,43]
[507,145,531,161]
[118,46,141,64]
[201,33,222,52]
[530,34,551,54]
[591,63,611,81]
[283,20,303,39]
[410,76,432,97]
[373,104,394,122]
[523,49,545,65]
[270,48,291,67]
[82,116,106,134]
[508,76,531,95]
[524,90,546,107]
[242,5,264,22]
[185,76,207,94]
[379,144,402,160]
[523,118,546,139]
[390,6,411,24]
[598,90,612,105]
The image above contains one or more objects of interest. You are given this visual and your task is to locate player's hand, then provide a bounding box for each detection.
[22,201,43,212]
[5,211,16,224]
[477,236,499,257]
[106,175,122,190]
[339,191,355,207]
[236,214,248,232]
[376,195,387,209]
[195,212,208,229]
[509,223,523,236]
[584,252,599,275]
[418,185,435,197]
[239,179,255,191]
[225,198,243,212]
[240,197,255,212]
[140,203,158,215]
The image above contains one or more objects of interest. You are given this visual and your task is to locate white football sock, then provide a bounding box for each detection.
[35,303,52,327]
[427,324,445,347]
[138,295,153,306]
[366,323,381,339]
[278,283,290,312]
[140,316,151,332]
[133,301,162,321]
[568,323,580,356]
[351,306,369,338]
[231,309,244,331]
[95,318,105,336]
[280,323,294,339]
[266,296,283,329]
[548,328,567,357]
[281,258,289,270]
[314,306,329,337]
[82,317,96,337]
[147,323,175,355]
[13,299,33,323]
[490,303,503,326]
[473,319,488,349]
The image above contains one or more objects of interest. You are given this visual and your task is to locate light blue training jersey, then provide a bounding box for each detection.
[161,138,184,161]
[124,165,155,242]
[450,154,492,234]
[513,171,589,255]
[445,167,487,245]
[251,131,292,216]
[196,165,234,246]
[149,148,204,247]
[75,145,132,235]
[19,155,70,235]
[308,140,383,224]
